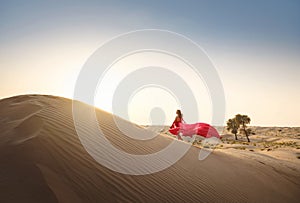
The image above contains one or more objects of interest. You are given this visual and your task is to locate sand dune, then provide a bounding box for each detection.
[0,95,299,202]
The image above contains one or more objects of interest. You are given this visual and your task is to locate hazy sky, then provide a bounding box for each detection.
[1,0,300,126]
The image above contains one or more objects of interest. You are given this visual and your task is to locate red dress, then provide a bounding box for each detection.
[169,117,183,139]
[170,117,182,129]
[169,118,221,139]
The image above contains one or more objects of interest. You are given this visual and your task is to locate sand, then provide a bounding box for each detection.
[0,94,299,202]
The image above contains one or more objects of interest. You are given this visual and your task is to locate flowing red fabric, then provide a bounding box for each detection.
[169,122,221,139]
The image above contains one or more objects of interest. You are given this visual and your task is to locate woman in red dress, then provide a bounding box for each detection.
[169,110,184,139]
[169,109,221,139]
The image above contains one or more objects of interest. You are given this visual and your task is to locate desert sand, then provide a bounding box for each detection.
[0,94,299,202]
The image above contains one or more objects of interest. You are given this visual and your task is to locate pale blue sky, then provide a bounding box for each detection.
[1,0,300,126]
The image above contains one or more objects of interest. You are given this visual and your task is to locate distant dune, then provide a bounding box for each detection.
[0,95,299,202]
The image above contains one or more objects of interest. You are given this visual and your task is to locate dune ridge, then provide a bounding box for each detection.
[0,95,299,202]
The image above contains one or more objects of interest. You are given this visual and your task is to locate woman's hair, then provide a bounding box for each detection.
[176,109,182,119]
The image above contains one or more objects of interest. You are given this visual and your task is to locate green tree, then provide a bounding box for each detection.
[235,114,251,142]
[226,118,239,140]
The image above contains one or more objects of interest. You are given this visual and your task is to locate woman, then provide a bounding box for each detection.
[169,109,221,139]
[171,110,184,127]
[169,110,184,139]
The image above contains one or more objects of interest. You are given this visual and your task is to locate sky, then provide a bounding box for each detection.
[1,0,300,126]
